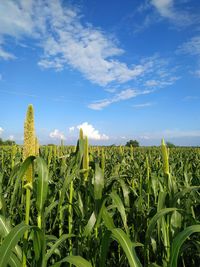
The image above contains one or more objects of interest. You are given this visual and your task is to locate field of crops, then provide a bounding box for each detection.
[0,105,200,267]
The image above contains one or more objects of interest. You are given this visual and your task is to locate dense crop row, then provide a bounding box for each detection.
[0,105,200,267]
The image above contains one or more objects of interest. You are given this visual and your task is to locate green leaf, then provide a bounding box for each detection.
[118,178,130,207]
[111,228,142,267]
[110,191,129,235]
[0,215,22,260]
[145,208,177,244]
[45,234,73,263]
[157,191,167,241]
[44,200,58,218]
[99,230,111,267]
[10,156,35,211]
[94,163,104,201]
[8,252,22,267]
[31,226,45,263]
[102,206,115,230]
[169,224,200,267]
[83,211,96,237]
[51,255,93,267]
[0,222,29,267]
[36,157,49,213]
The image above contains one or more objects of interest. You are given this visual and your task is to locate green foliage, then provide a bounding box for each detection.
[125,139,139,147]
[166,141,176,148]
[0,111,200,267]
[0,138,16,146]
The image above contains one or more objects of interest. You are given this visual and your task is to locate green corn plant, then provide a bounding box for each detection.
[83,136,89,182]
[101,148,105,174]
[161,139,169,176]
[22,104,36,267]
[11,145,17,169]
[35,137,40,156]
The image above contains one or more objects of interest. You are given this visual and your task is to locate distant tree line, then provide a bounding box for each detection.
[125,140,176,148]
[125,140,140,147]
[0,138,16,146]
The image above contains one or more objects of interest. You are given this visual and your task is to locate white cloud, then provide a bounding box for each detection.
[88,88,153,110]
[150,0,198,26]
[49,129,65,140]
[151,0,174,18]
[0,127,4,135]
[178,36,200,56]
[8,135,14,141]
[0,0,148,85]
[133,102,154,108]
[145,79,159,87]
[0,46,16,60]
[177,36,200,76]
[0,1,35,37]
[0,0,177,88]
[69,126,75,132]
[145,76,180,87]
[76,122,109,140]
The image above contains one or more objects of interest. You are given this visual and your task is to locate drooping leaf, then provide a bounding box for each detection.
[145,208,177,244]
[0,222,29,267]
[111,228,142,267]
[51,255,93,267]
[169,225,200,267]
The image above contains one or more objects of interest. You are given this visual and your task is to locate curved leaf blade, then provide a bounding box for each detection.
[169,225,200,267]
[111,228,142,267]
[0,222,29,267]
[51,255,93,267]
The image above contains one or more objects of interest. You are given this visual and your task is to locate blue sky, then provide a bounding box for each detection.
[0,0,200,145]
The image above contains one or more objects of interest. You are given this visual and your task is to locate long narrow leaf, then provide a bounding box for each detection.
[45,234,74,262]
[169,225,200,267]
[111,228,142,267]
[36,157,49,213]
[145,208,177,244]
[0,222,29,267]
[51,255,93,267]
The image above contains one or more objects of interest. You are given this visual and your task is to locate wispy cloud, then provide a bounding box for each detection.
[0,0,151,86]
[69,122,109,140]
[0,46,16,60]
[177,36,200,76]
[151,0,174,18]
[49,129,65,140]
[0,127,4,135]
[133,102,154,108]
[37,6,150,86]
[145,76,180,87]
[0,0,179,90]
[150,0,199,27]
[178,36,200,56]
[88,88,153,110]
[136,0,200,31]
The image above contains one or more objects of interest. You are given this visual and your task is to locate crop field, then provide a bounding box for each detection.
[0,105,200,267]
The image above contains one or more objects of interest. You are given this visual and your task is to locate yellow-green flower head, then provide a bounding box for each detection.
[23,104,36,160]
